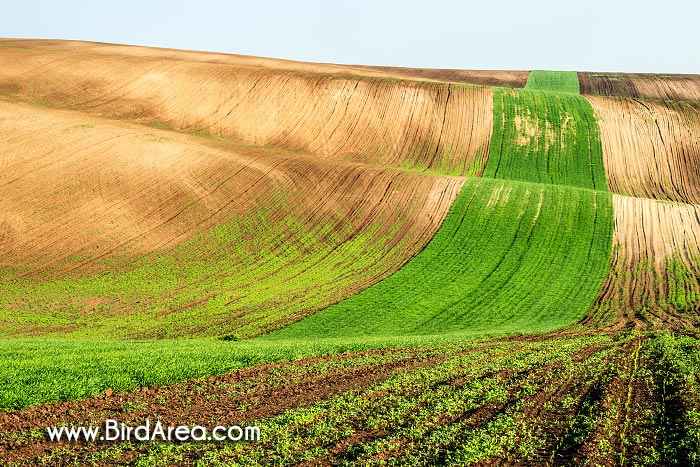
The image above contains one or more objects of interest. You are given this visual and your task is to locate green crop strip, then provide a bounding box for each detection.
[525,70,581,94]
[484,87,607,190]
[267,177,613,339]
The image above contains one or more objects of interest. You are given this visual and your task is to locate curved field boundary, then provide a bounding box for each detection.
[483,88,607,190]
[268,177,613,339]
[587,194,700,330]
[587,96,700,204]
[579,72,700,102]
[0,102,463,339]
[525,70,580,94]
[0,39,493,176]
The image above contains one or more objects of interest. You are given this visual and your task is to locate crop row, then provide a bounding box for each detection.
[586,194,700,331]
[100,334,616,466]
[5,331,700,466]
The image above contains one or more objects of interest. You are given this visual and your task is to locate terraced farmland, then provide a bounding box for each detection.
[1,39,700,466]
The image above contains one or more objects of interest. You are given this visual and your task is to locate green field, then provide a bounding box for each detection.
[0,334,475,410]
[525,70,581,93]
[484,87,607,190]
[269,178,612,339]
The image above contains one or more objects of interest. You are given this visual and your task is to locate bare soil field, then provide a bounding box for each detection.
[579,72,700,102]
[0,39,493,175]
[0,39,527,88]
[0,99,462,337]
[588,96,700,203]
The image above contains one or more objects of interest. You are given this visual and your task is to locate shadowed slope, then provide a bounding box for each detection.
[0,101,463,338]
[0,39,493,176]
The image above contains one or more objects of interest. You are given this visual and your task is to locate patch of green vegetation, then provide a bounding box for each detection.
[484,87,607,190]
[0,198,412,340]
[525,70,580,94]
[0,333,502,410]
[136,132,168,142]
[123,333,619,465]
[590,253,700,327]
[268,177,613,339]
[646,332,700,465]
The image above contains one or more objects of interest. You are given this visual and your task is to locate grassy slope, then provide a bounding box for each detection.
[0,63,616,416]
[269,178,612,339]
[525,70,581,94]
[0,334,466,410]
[484,87,607,190]
[0,165,460,340]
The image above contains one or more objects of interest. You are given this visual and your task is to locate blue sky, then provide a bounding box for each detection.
[2,0,698,73]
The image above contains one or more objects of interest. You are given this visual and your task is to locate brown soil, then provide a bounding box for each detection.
[351,65,529,88]
[579,72,700,102]
[586,194,700,330]
[0,39,493,176]
[0,39,526,88]
[587,96,700,204]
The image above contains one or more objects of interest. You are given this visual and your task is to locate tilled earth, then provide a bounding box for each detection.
[2,329,698,466]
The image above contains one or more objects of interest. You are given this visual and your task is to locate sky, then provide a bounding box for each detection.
[1,0,698,74]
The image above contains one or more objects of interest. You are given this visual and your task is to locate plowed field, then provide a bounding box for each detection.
[579,72,700,102]
[1,39,700,467]
[0,39,493,176]
[0,101,462,339]
[588,96,700,203]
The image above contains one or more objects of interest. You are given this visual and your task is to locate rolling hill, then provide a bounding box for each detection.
[1,40,699,466]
